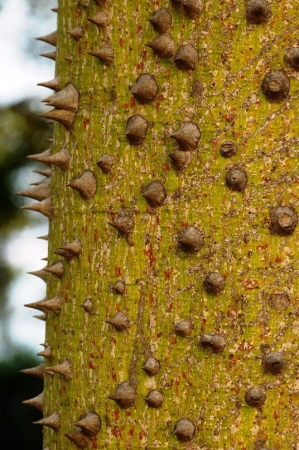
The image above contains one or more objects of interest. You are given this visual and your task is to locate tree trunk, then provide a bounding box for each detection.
[23,0,299,448]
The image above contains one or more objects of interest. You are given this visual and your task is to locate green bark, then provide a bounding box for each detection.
[25,0,299,448]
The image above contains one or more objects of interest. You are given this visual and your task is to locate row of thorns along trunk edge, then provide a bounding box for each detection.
[20,0,297,447]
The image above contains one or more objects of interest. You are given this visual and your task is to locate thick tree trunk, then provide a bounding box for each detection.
[23,0,299,448]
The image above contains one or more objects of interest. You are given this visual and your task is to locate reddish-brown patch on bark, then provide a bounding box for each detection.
[89,360,96,369]
[144,244,155,267]
[94,229,99,242]
[149,293,154,307]
[111,427,122,438]
[119,38,124,47]
[115,266,121,276]
[113,409,120,421]
[164,268,172,279]
[257,243,269,252]
[139,430,146,440]
[83,119,90,131]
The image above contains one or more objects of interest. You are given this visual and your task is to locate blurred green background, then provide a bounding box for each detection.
[0,0,57,448]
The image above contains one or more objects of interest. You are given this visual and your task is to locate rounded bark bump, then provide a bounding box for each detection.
[145,390,164,408]
[225,167,248,192]
[191,80,204,98]
[220,141,237,158]
[142,357,161,376]
[175,320,192,337]
[178,226,204,254]
[174,418,196,442]
[181,0,203,19]
[199,334,227,353]
[261,70,290,103]
[270,206,298,236]
[284,47,299,70]
[111,280,126,295]
[262,351,285,374]
[245,387,266,408]
[245,0,272,24]
[268,291,290,311]
[203,272,225,295]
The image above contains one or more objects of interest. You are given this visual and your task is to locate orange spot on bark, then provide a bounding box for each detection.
[163,163,170,172]
[130,97,136,108]
[119,38,124,47]
[275,256,282,263]
[115,266,121,276]
[129,427,134,436]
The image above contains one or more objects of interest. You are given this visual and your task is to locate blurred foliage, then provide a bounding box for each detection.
[0,350,43,449]
[0,99,51,351]
[0,100,51,449]
[0,100,50,233]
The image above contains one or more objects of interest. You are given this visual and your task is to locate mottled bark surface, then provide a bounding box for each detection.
[26,0,299,448]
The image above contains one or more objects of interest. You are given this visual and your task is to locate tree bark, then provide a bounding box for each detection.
[24,0,299,448]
